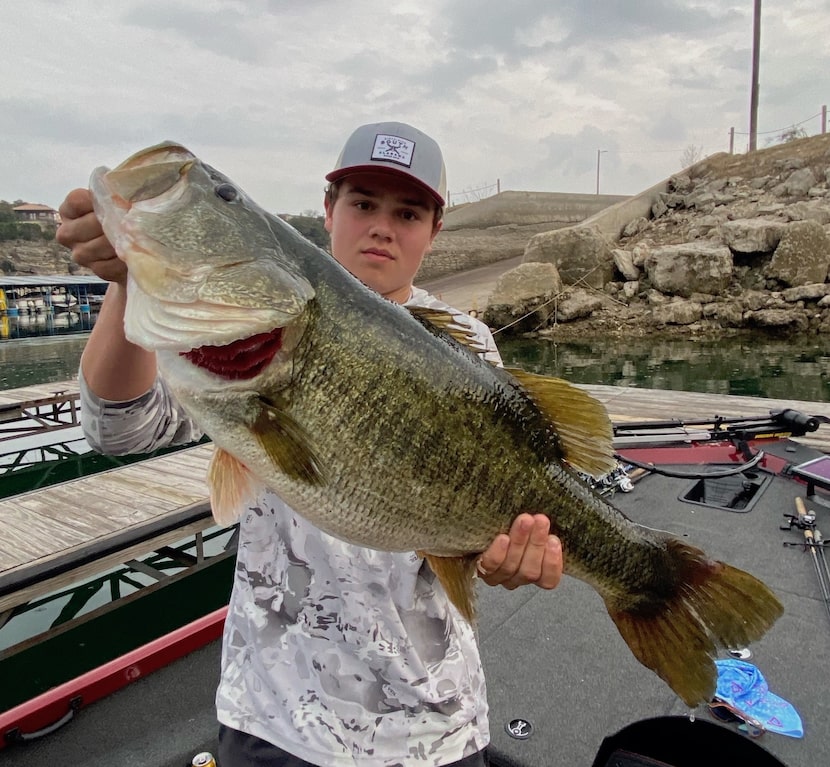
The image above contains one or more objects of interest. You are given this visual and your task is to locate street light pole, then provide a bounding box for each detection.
[749,0,761,151]
[596,149,607,194]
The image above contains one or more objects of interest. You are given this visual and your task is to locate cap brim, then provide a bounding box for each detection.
[325,165,445,207]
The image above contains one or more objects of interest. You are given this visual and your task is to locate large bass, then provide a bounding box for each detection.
[90,142,782,706]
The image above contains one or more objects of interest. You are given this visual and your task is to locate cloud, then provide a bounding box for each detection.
[2,0,828,213]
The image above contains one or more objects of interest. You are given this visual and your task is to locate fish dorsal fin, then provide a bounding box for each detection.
[207,446,258,526]
[507,368,616,477]
[253,397,328,486]
[421,553,480,623]
[407,307,487,355]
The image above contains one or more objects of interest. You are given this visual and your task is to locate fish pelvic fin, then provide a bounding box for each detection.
[605,538,784,707]
[253,398,328,486]
[507,369,616,477]
[422,553,480,623]
[207,447,257,525]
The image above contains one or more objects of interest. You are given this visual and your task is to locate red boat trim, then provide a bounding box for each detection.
[0,606,227,749]
[616,440,792,476]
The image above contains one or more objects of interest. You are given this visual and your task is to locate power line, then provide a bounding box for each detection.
[733,111,824,136]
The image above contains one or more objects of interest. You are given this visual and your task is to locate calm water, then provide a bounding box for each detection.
[496,334,830,403]
[0,334,90,390]
[2,332,830,403]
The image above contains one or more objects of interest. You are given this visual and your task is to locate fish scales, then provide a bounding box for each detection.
[267,279,558,554]
[89,141,784,707]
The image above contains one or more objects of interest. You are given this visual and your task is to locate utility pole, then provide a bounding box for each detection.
[596,149,607,194]
[749,0,762,151]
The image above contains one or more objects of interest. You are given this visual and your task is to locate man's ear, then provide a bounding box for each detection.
[323,196,333,233]
[428,217,443,246]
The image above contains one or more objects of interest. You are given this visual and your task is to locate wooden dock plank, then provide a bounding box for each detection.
[0,379,79,406]
[0,443,212,574]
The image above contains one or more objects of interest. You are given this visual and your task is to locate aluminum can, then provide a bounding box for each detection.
[191,753,216,767]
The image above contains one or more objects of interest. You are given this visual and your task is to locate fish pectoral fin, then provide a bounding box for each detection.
[253,398,328,486]
[604,538,783,706]
[407,307,488,355]
[422,553,480,623]
[207,446,258,525]
[508,368,616,477]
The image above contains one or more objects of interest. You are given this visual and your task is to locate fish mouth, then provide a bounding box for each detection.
[180,328,283,380]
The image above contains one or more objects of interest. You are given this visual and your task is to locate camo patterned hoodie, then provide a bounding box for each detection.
[79,289,499,766]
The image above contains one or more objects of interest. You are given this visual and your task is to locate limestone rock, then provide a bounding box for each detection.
[745,309,809,331]
[652,300,703,326]
[523,225,614,289]
[643,243,733,298]
[484,262,562,331]
[612,248,640,280]
[703,303,745,327]
[555,289,604,322]
[622,281,639,299]
[782,283,830,302]
[622,217,648,238]
[781,167,819,197]
[765,220,830,286]
[786,200,830,226]
[719,218,783,254]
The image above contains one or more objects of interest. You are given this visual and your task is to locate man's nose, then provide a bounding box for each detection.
[369,211,394,238]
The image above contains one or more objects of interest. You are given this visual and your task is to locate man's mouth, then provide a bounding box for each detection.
[180,329,283,380]
[363,248,394,260]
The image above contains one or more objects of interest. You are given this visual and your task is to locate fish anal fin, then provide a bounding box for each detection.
[605,539,784,706]
[207,446,257,526]
[254,398,328,486]
[508,368,616,477]
[422,553,480,623]
[407,307,487,355]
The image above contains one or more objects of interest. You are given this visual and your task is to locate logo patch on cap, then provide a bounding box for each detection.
[371,134,415,168]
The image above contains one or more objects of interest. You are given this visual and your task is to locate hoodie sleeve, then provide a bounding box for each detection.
[79,368,204,455]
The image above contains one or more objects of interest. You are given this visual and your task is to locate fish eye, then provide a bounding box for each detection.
[215,183,238,202]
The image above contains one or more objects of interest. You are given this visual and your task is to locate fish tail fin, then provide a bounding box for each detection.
[605,539,783,706]
[422,554,480,623]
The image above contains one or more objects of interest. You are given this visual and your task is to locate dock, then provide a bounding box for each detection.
[1,379,828,615]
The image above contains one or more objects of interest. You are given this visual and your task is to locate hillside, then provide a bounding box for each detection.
[483,133,830,339]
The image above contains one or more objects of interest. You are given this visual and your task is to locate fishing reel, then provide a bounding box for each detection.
[780,507,830,552]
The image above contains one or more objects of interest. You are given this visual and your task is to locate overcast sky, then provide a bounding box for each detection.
[4,1,828,214]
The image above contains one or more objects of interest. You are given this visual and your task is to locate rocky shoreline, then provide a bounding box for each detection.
[483,133,830,341]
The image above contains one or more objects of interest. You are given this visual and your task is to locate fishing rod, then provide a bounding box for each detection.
[781,497,830,624]
[613,408,827,441]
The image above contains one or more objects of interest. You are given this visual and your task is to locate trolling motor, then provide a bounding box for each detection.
[781,497,830,624]
[769,408,824,436]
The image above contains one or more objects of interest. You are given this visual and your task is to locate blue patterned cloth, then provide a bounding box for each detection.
[714,659,803,738]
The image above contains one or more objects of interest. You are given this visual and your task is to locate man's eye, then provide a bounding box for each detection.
[215,184,238,202]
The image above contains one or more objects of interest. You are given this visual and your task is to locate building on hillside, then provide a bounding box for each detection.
[13,203,60,227]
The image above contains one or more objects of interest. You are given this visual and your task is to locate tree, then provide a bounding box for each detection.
[0,201,15,223]
[680,144,705,168]
[280,213,330,251]
[767,125,807,146]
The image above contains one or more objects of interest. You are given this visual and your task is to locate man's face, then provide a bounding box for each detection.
[324,172,442,304]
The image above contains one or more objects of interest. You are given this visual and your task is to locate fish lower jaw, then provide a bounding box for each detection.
[180,328,284,380]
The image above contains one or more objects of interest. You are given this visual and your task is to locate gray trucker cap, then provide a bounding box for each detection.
[326,122,447,207]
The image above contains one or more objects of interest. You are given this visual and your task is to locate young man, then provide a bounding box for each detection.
[57,122,563,767]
